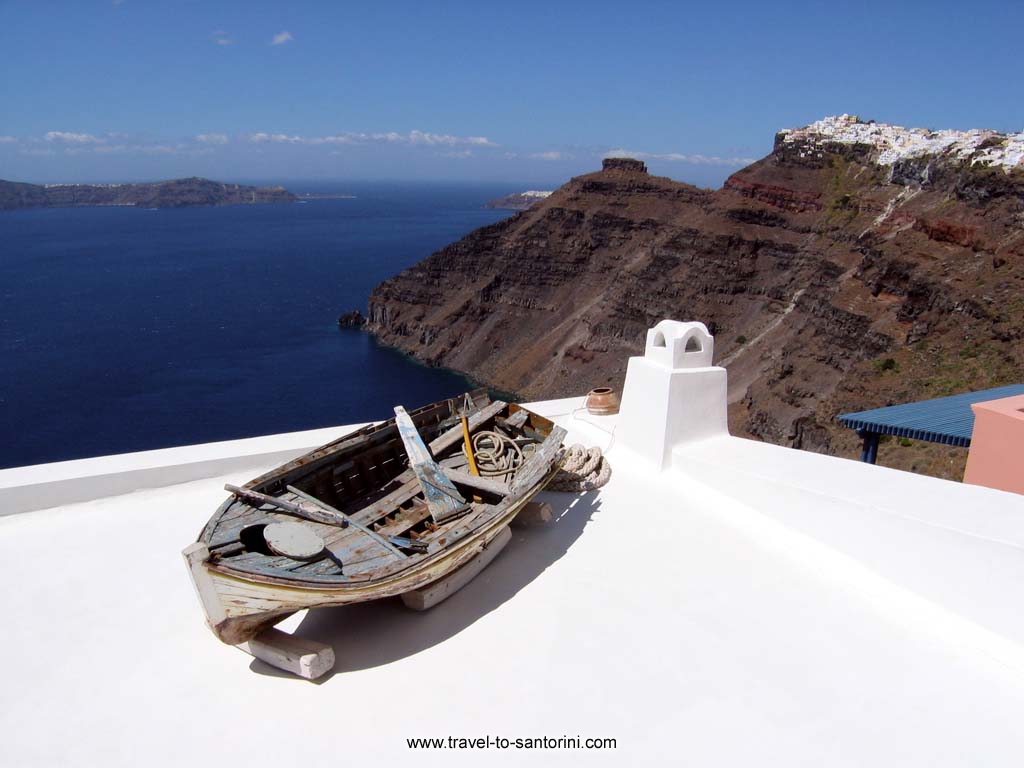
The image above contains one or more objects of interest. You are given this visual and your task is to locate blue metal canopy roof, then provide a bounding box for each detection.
[837,384,1024,448]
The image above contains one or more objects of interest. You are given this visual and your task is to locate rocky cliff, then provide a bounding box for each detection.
[0,177,295,210]
[366,117,1024,478]
[484,190,554,211]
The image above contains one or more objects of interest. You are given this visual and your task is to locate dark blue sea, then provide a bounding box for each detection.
[0,181,522,469]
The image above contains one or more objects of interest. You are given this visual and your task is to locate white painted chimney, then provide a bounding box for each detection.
[616,320,729,470]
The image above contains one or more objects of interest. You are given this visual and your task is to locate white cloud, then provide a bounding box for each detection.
[249,132,305,144]
[315,134,361,145]
[211,31,234,46]
[529,151,563,161]
[45,131,104,144]
[195,133,229,145]
[604,148,754,166]
[249,132,353,145]
[247,130,497,148]
[270,31,294,45]
[0,136,18,144]
[20,147,55,157]
[439,149,473,159]
[408,130,495,147]
[54,141,211,157]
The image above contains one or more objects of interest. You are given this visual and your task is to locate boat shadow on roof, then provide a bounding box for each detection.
[247,488,602,683]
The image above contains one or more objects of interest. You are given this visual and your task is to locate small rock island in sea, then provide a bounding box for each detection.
[0,176,296,210]
[337,310,366,329]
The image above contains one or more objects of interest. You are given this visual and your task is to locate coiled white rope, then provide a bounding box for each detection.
[464,430,524,478]
[546,444,612,492]
[462,430,612,492]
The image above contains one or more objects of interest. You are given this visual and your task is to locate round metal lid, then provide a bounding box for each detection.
[263,522,326,560]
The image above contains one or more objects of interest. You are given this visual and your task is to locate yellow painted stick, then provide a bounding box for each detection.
[462,414,480,476]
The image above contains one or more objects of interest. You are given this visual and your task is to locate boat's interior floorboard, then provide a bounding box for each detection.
[210,513,277,548]
[346,472,420,525]
[228,550,309,571]
[373,501,433,539]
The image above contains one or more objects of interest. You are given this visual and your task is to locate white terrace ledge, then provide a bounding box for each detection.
[3,320,1024,766]
[0,422,371,517]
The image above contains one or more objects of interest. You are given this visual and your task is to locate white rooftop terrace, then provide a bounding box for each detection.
[3,321,1024,766]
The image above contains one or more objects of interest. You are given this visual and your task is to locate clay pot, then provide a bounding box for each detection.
[585,387,620,416]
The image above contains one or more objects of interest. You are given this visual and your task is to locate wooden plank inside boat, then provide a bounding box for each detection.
[394,405,470,524]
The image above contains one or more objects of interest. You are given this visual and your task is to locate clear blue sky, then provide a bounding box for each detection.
[1,0,1022,187]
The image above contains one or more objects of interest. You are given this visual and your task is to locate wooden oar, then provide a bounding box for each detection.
[286,485,409,558]
[225,484,348,528]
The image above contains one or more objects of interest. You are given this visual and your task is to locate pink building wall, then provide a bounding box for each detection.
[964,394,1024,495]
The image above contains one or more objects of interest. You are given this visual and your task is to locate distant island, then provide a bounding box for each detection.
[484,190,553,211]
[0,177,296,211]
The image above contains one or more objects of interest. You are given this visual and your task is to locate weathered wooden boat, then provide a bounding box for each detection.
[183,390,566,672]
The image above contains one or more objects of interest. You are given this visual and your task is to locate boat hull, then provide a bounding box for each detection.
[184,393,565,647]
[188,490,535,644]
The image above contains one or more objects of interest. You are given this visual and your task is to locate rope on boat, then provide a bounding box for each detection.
[463,430,612,492]
[463,430,525,478]
[546,444,612,492]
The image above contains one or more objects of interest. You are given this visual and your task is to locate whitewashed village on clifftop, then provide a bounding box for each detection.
[781,113,1024,169]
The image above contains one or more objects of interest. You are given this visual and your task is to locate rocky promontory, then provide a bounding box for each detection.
[0,177,296,210]
[365,117,1024,479]
[484,189,553,211]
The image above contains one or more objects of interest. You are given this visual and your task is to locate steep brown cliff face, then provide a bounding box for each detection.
[366,144,1024,479]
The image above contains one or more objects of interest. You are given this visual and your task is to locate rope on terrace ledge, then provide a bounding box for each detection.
[545,444,612,492]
